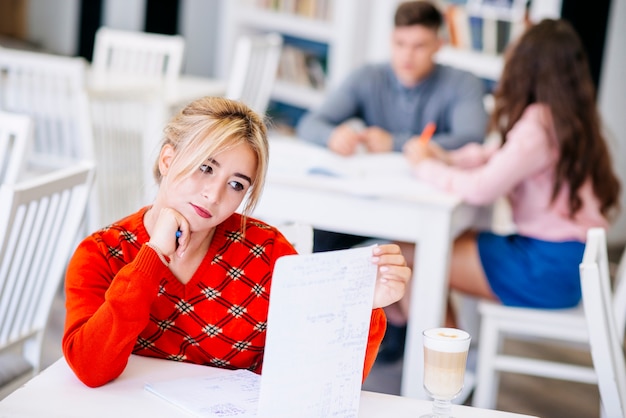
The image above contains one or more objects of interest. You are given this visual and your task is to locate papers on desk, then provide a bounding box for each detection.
[267,137,455,204]
[269,137,412,179]
[144,246,378,418]
[145,369,261,417]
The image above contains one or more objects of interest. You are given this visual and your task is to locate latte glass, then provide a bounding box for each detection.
[420,327,471,418]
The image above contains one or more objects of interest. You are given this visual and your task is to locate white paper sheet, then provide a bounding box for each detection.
[144,246,378,418]
[145,369,261,417]
[266,137,451,204]
[257,246,378,418]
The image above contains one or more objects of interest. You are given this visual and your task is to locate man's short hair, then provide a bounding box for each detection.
[394,1,443,31]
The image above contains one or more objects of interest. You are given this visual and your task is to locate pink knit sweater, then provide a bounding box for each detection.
[414,104,608,242]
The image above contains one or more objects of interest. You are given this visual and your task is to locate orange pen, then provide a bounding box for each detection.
[418,122,437,145]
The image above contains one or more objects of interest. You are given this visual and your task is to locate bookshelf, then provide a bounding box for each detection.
[366,0,562,86]
[218,0,370,117]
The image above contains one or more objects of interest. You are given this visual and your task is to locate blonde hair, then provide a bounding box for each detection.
[153,96,269,217]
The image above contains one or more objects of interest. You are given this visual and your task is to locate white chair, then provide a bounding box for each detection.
[89,27,186,230]
[473,230,626,412]
[276,222,314,255]
[0,161,95,399]
[91,26,185,85]
[225,33,283,116]
[580,228,626,418]
[0,48,93,167]
[0,111,33,184]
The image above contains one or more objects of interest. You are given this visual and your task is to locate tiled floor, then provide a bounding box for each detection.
[43,287,601,418]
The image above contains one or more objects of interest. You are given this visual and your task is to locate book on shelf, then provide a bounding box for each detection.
[277,35,327,90]
[444,4,472,50]
[244,0,332,21]
[266,100,308,131]
[468,15,484,51]
[443,2,525,56]
[466,0,527,22]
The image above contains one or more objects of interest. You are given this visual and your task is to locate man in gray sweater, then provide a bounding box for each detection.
[296,1,488,363]
[297,1,487,154]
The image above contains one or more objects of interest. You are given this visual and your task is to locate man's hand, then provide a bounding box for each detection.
[361,126,393,153]
[328,123,362,156]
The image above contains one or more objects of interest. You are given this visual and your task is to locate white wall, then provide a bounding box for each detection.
[365,0,399,63]
[103,0,145,31]
[101,0,219,76]
[598,0,626,247]
[27,0,80,55]
[179,0,220,76]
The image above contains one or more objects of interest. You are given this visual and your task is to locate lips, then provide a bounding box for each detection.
[191,203,211,219]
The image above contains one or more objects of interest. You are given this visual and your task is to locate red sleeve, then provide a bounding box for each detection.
[362,308,386,382]
[62,238,166,387]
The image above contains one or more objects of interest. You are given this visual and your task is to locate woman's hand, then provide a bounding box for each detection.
[371,244,411,309]
[403,138,449,165]
[149,207,190,259]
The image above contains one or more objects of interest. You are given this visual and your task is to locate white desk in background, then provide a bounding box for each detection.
[86,73,227,229]
[0,355,538,418]
[87,73,227,108]
[251,136,492,399]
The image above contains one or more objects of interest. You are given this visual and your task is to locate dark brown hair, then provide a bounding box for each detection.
[491,19,620,219]
[394,1,443,31]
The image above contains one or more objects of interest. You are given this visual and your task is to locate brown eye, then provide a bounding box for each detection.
[229,181,244,192]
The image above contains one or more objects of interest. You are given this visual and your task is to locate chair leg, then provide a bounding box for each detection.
[473,315,502,409]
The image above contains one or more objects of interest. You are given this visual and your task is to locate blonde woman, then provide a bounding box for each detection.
[63,97,411,387]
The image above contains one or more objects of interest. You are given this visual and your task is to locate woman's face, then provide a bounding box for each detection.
[160,142,258,233]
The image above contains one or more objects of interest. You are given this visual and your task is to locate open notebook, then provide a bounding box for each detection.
[145,246,378,417]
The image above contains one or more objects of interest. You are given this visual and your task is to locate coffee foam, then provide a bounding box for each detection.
[423,328,471,352]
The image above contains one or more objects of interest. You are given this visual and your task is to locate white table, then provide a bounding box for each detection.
[87,73,226,108]
[0,355,537,417]
[251,137,492,399]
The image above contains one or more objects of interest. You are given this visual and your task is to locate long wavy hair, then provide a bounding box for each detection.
[491,19,620,219]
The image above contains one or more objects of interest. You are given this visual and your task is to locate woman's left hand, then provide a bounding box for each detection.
[371,244,411,309]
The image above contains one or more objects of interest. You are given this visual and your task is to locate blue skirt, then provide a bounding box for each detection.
[477,232,585,308]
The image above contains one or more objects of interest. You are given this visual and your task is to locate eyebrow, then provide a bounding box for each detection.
[207,158,253,185]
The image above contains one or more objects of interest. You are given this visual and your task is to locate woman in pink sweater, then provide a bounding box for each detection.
[400,19,621,327]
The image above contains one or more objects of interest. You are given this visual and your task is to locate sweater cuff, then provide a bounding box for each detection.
[135,244,171,275]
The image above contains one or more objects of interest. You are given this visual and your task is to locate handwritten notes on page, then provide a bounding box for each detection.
[144,246,378,417]
[145,368,261,417]
[257,246,378,418]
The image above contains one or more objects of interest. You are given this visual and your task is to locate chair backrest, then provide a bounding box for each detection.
[0,48,93,166]
[0,161,95,383]
[580,227,626,418]
[0,111,33,184]
[612,243,626,343]
[92,26,185,84]
[277,223,314,255]
[225,33,283,116]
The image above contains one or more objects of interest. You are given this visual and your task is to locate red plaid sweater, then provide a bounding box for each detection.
[63,207,386,387]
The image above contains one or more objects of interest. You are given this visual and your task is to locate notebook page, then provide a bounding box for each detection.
[145,368,260,417]
[257,246,378,418]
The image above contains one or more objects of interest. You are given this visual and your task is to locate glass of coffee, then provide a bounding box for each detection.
[420,327,471,418]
